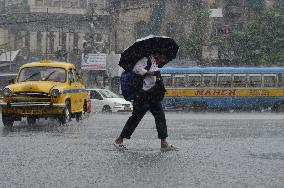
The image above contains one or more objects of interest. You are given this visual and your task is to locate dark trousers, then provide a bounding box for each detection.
[120,92,168,139]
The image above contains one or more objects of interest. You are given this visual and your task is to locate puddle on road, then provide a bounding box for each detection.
[248,152,284,161]
[1,117,88,138]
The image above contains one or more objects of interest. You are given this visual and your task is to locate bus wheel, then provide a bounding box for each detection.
[276,103,284,112]
[2,112,14,127]
[27,116,36,125]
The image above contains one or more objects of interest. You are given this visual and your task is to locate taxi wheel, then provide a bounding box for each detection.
[102,105,112,113]
[2,112,14,127]
[59,101,71,124]
[27,117,36,125]
[75,112,82,122]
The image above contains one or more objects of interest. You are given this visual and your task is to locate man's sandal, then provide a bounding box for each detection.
[113,143,127,150]
[160,144,179,152]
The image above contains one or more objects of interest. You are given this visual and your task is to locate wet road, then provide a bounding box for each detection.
[0,112,284,188]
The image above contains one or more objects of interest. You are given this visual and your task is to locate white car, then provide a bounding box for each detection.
[87,89,133,113]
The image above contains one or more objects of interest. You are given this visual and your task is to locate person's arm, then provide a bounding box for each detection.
[145,71,159,76]
[133,57,160,76]
[133,58,148,76]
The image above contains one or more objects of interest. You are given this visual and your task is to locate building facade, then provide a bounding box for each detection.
[0,0,110,63]
[0,0,279,69]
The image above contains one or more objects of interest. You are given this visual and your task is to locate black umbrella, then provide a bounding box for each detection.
[119,35,179,71]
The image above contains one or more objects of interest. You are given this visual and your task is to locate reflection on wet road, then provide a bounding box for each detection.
[0,112,284,187]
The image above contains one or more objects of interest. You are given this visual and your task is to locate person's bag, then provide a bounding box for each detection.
[120,57,152,101]
[120,71,136,101]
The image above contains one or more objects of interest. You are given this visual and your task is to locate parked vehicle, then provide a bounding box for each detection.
[0,73,17,99]
[0,60,88,127]
[86,88,133,113]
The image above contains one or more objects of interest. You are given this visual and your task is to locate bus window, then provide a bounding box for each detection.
[248,74,262,87]
[188,74,202,87]
[161,74,172,87]
[217,74,232,87]
[263,74,276,87]
[278,74,284,87]
[173,74,186,87]
[202,74,217,87]
[233,74,247,87]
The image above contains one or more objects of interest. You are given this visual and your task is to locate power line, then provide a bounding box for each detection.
[0,17,91,26]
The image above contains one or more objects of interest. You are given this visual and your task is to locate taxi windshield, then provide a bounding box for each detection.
[18,66,66,83]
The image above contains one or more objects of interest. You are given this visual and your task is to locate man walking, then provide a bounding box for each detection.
[114,53,178,151]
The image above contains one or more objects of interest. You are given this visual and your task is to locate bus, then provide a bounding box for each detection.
[159,67,284,112]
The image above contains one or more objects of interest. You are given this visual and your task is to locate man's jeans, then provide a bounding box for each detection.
[120,92,168,139]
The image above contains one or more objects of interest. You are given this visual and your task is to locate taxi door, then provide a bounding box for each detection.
[67,69,82,113]
[73,69,87,112]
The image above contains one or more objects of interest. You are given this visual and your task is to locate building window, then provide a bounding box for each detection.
[44,0,53,7]
[24,31,30,54]
[53,0,61,7]
[35,0,44,6]
[79,0,87,8]
[36,32,42,53]
[70,0,78,8]
[96,33,102,42]
[73,33,79,50]
[134,21,146,39]
[61,32,67,52]
[48,32,55,53]
[61,0,69,8]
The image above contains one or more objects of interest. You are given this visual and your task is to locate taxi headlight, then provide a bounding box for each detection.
[51,89,60,97]
[3,88,12,97]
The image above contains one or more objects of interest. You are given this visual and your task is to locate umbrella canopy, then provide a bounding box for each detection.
[119,35,179,71]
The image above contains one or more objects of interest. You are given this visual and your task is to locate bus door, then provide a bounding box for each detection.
[247,74,263,108]
[216,74,233,109]
[262,74,278,108]
[172,74,187,109]
[231,74,247,109]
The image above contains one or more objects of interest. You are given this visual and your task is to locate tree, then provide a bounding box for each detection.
[179,2,210,60]
[247,0,265,15]
[215,9,284,66]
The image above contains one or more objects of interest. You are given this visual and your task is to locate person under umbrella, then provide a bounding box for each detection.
[114,36,179,151]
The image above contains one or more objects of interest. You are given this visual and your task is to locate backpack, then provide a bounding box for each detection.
[120,57,152,101]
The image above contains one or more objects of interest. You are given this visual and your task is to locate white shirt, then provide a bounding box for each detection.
[133,55,159,91]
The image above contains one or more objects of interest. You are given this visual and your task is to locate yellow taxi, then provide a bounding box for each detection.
[0,60,88,127]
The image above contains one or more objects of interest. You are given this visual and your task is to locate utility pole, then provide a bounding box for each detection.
[45,8,48,60]
[109,0,120,52]
[67,29,71,62]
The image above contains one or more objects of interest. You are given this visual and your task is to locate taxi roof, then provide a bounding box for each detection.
[20,60,76,69]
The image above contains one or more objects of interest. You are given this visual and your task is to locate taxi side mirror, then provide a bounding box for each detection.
[9,79,15,84]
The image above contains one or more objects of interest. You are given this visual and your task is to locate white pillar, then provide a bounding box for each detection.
[30,32,37,53]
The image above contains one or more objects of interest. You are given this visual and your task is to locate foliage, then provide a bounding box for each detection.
[179,2,210,60]
[180,32,205,60]
[247,0,265,14]
[216,9,284,66]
